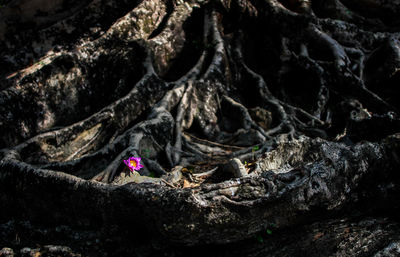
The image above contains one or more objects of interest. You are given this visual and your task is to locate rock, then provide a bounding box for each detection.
[161,166,183,185]
[223,158,248,178]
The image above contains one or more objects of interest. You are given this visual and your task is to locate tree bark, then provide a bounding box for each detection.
[1,0,400,255]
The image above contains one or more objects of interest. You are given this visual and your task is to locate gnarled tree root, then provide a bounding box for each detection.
[1,0,400,252]
[1,135,400,245]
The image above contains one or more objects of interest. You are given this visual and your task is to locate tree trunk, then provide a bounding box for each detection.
[1,0,400,255]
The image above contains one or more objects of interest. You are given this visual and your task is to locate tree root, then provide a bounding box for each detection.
[1,0,400,251]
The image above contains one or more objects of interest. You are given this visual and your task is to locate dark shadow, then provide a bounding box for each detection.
[279,66,320,113]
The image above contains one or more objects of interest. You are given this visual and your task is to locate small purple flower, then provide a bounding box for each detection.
[123,157,144,172]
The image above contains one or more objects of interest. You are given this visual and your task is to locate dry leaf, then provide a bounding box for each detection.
[183,179,191,188]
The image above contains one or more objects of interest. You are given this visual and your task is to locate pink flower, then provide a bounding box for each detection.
[123,157,144,172]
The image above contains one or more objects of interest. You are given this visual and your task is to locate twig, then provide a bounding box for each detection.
[192,166,218,179]
[161,178,177,188]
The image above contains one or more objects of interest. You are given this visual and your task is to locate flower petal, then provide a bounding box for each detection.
[123,156,143,172]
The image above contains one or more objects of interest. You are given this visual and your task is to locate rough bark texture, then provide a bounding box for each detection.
[1,0,400,256]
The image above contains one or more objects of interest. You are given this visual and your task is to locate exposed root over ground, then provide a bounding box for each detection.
[1,0,400,255]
